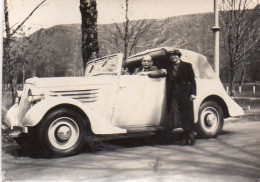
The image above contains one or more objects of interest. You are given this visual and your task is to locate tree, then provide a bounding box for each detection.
[101,1,213,62]
[102,19,154,57]
[101,0,155,60]
[3,0,47,103]
[219,0,260,95]
[79,0,99,71]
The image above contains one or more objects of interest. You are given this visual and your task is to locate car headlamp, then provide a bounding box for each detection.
[28,89,43,102]
[17,90,23,98]
[15,90,23,104]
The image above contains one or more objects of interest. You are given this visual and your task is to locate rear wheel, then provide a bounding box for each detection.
[38,108,87,157]
[196,101,224,138]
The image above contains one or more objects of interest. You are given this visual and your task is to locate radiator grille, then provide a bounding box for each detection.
[49,89,98,103]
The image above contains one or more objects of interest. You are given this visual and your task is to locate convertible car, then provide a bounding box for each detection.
[3,47,244,156]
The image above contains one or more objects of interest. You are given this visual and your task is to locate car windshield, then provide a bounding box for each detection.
[85,55,118,76]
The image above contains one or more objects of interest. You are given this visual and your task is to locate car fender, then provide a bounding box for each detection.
[22,96,126,134]
[5,103,19,127]
[193,99,200,123]
[194,93,244,122]
[222,95,244,116]
[194,78,244,123]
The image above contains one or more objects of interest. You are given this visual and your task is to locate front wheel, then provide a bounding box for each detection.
[196,101,224,138]
[38,108,86,157]
[15,132,40,154]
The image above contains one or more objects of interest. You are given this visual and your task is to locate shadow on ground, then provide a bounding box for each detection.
[3,131,185,159]
[2,122,259,181]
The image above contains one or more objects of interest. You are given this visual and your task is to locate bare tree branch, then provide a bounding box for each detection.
[3,0,47,103]
[220,0,259,95]
[10,0,47,37]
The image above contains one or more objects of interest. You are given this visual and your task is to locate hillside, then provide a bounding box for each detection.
[7,12,260,83]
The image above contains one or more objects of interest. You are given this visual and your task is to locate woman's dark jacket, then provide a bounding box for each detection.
[166,60,196,102]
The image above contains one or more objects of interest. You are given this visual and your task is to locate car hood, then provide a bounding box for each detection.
[25,76,114,88]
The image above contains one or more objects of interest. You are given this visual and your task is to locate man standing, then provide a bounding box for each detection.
[166,49,196,145]
[133,55,166,77]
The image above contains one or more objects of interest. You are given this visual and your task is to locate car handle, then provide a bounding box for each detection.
[119,86,127,89]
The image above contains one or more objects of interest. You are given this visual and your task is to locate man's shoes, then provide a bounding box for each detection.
[179,130,196,146]
[187,130,196,146]
[179,138,187,146]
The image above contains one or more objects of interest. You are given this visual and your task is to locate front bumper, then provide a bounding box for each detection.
[2,122,28,138]
[3,103,29,138]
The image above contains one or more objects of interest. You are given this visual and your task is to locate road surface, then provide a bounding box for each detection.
[2,120,260,182]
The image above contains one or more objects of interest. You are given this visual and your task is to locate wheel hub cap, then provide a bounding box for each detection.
[201,107,220,133]
[206,114,216,126]
[56,125,72,142]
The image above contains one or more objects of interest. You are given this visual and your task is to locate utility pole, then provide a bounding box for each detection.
[124,0,129,62]
[212,0,220,77]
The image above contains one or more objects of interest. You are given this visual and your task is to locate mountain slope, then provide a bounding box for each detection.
[11,12,260,82]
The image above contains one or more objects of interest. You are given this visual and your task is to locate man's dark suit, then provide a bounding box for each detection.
[166,60,196,131]
[133,66,166,78]
[133,66,158,74]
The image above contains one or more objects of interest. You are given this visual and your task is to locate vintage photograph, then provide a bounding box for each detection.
[2,0,260,181]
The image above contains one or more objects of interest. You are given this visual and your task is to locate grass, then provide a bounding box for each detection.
[223,83,260,97]
[234,98,260,115]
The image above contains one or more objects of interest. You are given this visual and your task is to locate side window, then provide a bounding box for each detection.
[121,67,131,75]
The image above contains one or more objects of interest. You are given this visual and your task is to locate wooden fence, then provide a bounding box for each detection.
[223,83,260,97]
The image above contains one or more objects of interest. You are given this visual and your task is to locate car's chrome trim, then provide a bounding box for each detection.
[2,125,28,138]
[49,89,99,103]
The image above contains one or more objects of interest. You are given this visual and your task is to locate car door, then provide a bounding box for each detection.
[83,53,124,127]
[111,75,167,131]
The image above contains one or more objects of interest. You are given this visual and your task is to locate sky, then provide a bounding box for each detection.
[4,0,259,35]
[4,0,216,35]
